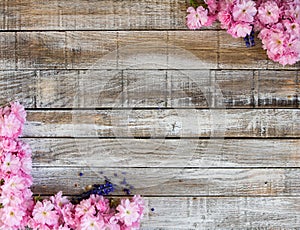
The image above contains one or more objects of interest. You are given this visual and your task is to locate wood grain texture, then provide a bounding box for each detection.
[0,32,15,69]
[0,1,299,228]
[141,197,300,229]
[1,31,298,70]
[0,0,188,30]
[31,167,300,196]
[214,70,254,107]
[218,32,300,70]
[1,70,298,108]
[0,71,36,107]
[24,109,300,137]
[66,31,117,69]
[26,138,300,168]
[17,32,66,69]
[255,70,299,108]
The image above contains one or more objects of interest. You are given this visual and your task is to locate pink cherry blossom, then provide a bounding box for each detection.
[0,190,23,206]
[58,226,71,230]
[218,10,233,29]
[22,188,34,209]
[205,15,217,27]
[0,138,17,153]
[75,198,96,218]
[284,20,300,37]
[61,203,76,229]
[228,22,253,38]
[257,1,280,25]
[50,191,70,209]
[10,101,26,123]
[2,152,21,173]
[285,2,300,23]
[20,155,32,174]
[132,195,145,215]
[277,52,299,66]
[205,0,218,14]
[80,215,104,230]
[1,206,25,227]
[1,175,27,192]
[267,31,286,55]
[32,200,59,226]
[116,199,140,226]
[0,100,143,230]
[186,0,300,65]
[93,195,109,213]
[186,6,209,29]
[104,222,121,230]
[295,5,300,23]
[0,114,22,139]
[232,0,257,23]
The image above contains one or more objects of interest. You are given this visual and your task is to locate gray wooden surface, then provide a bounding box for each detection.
[0,0,300,229]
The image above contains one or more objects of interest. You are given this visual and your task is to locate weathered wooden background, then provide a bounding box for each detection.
[0,0,300,229]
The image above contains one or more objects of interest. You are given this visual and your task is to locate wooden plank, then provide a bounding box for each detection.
[167,31,218,69]
[214,70,254,107]
[0,31,294,70]
[16,32,66,69]
[31,69,211,108]
[24,109,300,137]
[38,69,168,108]
[218,32,300,70]
[168,70,211,108]
[219,32,268,69]
[123,70,167,107]
[255,70,299,108]
[31,167,300,196]
[141,197,300,229]
[1,69,296,108]
[26,138,300,168]
[117,31,169,69]
[36,70,79,108]
[32,196,300,228]
[13,31,218,70]
[1,0,189,30]
[0,32,15,69]
[66,31,117,69]
[0,71,36,107]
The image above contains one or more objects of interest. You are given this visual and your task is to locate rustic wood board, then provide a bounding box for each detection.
[0,0,299,228]
[0,71,36,107]
[34,196,300,229]
[31,167,300,196]
[0,0,189,30]
[26,138,300,168]
[0,31,299,70]
[24,109,299,138]
[255,70,299,107]
[1,70,298,108]
[0,32,16,69]
[141,197,300,229]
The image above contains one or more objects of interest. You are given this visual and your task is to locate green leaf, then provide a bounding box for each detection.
[189,0,199,8]
[189,0,208,9]
[34,195,42,202]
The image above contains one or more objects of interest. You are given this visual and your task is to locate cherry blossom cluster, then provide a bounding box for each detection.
[28,193,145,230]
[186,0,300,65]
[0,102,33,229]
[0,102,145,230]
